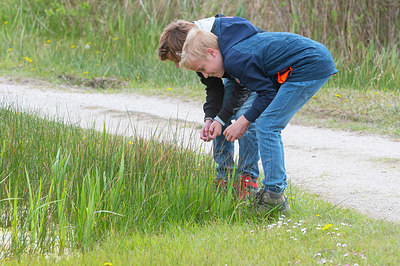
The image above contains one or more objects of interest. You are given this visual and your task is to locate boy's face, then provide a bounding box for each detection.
[189,48,225,78]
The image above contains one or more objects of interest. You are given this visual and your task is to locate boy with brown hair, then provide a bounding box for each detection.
[159,16,275,198]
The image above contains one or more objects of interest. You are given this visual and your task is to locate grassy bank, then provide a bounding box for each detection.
[0,0,399,92]
[1,105,399,265]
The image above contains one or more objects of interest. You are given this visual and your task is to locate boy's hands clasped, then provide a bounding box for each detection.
[200,119,223,142]
[200,119,213,142]
[200,116,251,143]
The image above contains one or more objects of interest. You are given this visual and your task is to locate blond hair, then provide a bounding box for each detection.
[180,28,219,69]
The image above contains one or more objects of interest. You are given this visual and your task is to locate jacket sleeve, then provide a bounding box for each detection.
[214,78,251,125]
[198,73,224,121]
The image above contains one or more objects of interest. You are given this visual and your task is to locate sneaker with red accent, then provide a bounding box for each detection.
[213,178,228,192]
[235,174,259,200]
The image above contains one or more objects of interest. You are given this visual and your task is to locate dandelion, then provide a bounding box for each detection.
[335,94,342,98]
[321,224,333,231]
[83,71,89,74]
[167,87,172,91]
[22,57,33,63]
[4,21,8,25]
[104,263,113,266]
[31,68,34,71]
[128,141,133,145]
[47,40,51,43]
[71,45,76,48]
[8,48,12,52]
[374,92,378,95]
[316,214,320,217]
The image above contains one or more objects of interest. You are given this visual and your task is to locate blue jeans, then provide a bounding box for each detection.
[256,76,331,193]
[213,79,260,181]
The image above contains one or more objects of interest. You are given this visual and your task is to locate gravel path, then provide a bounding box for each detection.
[1,78,399,223]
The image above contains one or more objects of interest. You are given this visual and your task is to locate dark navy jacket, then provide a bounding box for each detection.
[213,16,338,122]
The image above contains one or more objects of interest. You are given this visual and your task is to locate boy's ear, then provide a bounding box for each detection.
[206,48,217,57]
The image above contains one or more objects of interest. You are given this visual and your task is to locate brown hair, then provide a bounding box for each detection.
[158,20,197,63]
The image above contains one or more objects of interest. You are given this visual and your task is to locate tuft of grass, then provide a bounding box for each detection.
[0,105,246,257]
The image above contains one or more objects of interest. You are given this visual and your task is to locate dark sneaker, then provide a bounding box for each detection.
[235,174,260,200]
[254,189,291,214]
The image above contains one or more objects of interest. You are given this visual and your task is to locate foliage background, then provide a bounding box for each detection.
[0,0,399,91]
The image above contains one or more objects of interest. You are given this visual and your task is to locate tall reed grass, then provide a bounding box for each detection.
[0,0,398,92]
[0,105,247,257]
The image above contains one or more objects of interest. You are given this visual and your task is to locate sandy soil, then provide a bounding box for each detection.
[1,77,399,223]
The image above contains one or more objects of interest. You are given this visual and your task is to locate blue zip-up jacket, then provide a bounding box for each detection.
[213,17,338,122]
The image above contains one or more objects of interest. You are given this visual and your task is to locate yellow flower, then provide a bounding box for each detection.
[71,45,76,48]
[86,42,91,45]
[22,57,33,63]
[128,141,133,145]
[8,48,12,51]
[104,263,113,266]
[83,71,89,74]
[316,214,320,217]
[321,224,333,230]
[4,21,8,25]
[47,40,50,43]
[31,68,34,71]
[167,87,172,91]
[374,92,378,95]
[335,94,341,98]
[113,37,118,41]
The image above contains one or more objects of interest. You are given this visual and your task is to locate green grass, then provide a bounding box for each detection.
[4,189,400,265]
[1,101,400,265]
[0,0,399,94]
[1,1,400,263]
[0,105,243,256]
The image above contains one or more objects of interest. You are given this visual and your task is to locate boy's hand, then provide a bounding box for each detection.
[200,119,213,142]
[209,121,222,140]
[223,115,251,142]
